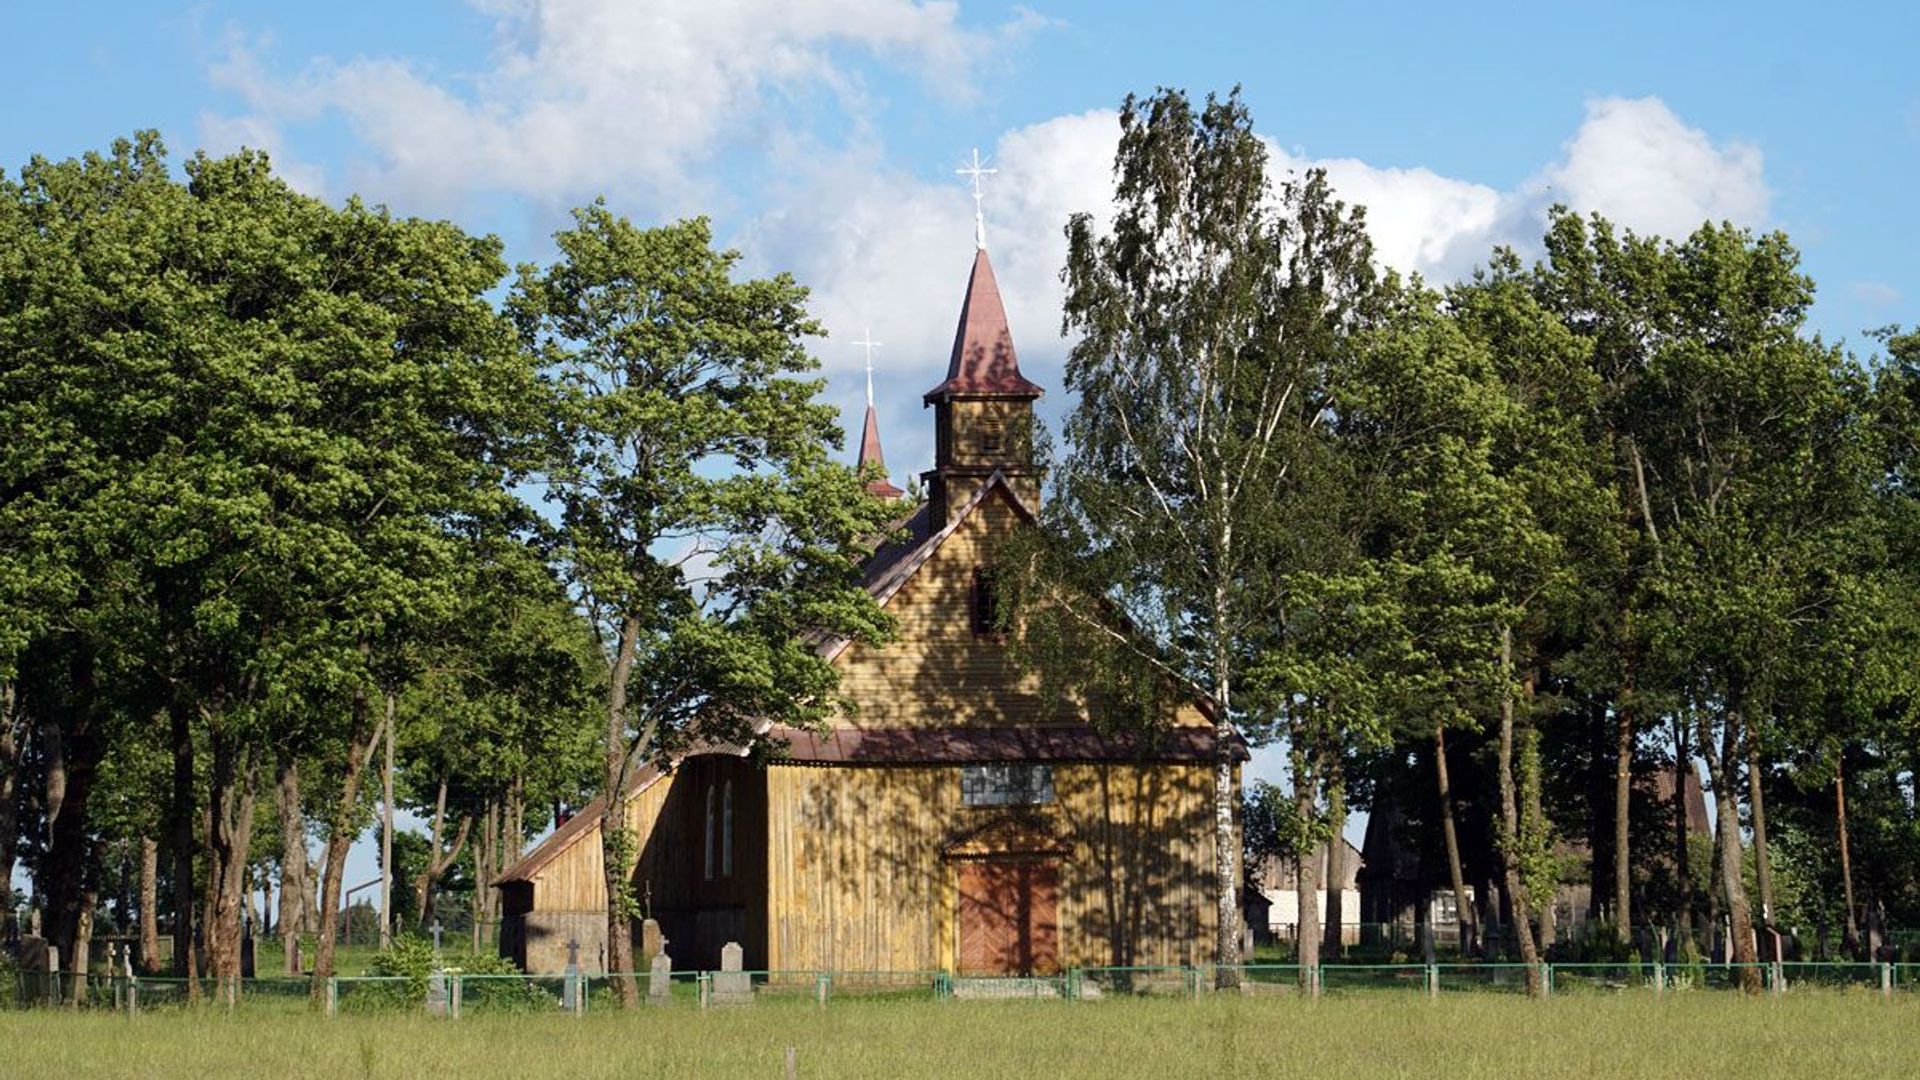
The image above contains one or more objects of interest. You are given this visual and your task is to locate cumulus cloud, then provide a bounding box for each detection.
[205,0,1037,216]
[735,96,1774,475]
[763,96,1772,384]
[1534,96,1768,242]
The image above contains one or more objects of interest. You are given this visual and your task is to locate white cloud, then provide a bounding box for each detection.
[762,95,1773,383]
[1283,153,1503,282]
[1849,280,1902,308]
[1534,96,1769,241]
[205,0,1035,216]
[737,97,1774,475]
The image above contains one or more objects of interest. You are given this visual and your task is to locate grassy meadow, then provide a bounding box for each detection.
[2,992,1915,1080]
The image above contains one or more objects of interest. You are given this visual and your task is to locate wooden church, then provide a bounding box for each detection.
[496,232,1240,978]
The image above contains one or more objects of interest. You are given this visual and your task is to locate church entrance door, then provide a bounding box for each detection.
[957,859,1059,976]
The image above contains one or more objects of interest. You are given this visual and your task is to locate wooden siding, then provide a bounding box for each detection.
[523,756,768,971]
[766,761,1220,973]
[832,489,1211,733]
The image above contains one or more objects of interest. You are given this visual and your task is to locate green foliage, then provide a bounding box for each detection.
[513,207,895,764]
[351,935,553,1013]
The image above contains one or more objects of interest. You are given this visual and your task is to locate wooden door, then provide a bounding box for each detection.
[957,859,1059,975]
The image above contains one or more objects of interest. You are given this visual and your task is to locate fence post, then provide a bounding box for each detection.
[326,977,338,1017]
[450,974,462,1019]
[1426,963,1438,999]
[816,973,829,1008]
[698,971,710,1010]
[1652,962,1664,997]
[1882,963,1893,1000]
[127,977,138,1017]
[1541,963,1552,998]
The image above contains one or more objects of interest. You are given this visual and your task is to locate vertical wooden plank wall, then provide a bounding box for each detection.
[765,761,1218,974]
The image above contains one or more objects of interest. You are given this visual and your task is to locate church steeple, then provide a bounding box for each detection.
[923,245,1043,525]
[857,401,905,500]
[851,326,904,500]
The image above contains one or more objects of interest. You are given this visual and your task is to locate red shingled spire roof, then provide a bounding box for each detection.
[856,402,905,499]
[923,248,1044,404]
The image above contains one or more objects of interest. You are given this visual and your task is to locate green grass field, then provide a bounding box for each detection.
[2,993,1916,1080]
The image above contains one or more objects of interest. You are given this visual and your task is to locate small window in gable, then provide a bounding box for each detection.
[970,565,1002,639]
[962,764,1055,807]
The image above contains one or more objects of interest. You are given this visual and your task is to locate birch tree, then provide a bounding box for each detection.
[1052,88,1380,980]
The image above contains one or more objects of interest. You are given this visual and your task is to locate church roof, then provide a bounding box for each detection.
[856,403,905,499]
[923,248,1044,403]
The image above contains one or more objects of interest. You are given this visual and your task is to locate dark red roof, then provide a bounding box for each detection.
[856,403,905,499]
[764,723,1243,764]
[924,248,1044,403]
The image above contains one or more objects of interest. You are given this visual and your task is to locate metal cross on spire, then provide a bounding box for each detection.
[957,147,997,250]
[850,326,882,406]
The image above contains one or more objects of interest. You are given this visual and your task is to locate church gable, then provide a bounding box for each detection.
[833,479,1051,729]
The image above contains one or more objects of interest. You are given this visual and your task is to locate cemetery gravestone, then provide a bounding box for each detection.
[712,941,751,1004]
[427,969,449,1016]
[648,948,673,1005]
[562,938,582,1013]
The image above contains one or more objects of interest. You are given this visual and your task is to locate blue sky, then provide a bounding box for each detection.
[7,0,1917,893]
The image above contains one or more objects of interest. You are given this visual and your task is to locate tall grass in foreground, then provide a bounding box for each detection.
[1,993,1915,1080]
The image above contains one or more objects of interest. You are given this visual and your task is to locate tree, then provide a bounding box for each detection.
[1536,214,1862,990]
[512,208,892,1005]
[1049,88,1381,980]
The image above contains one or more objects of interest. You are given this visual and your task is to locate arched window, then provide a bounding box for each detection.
[722,780,735,877]
[703,784,716,881]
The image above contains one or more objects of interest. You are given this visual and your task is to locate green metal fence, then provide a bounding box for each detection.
[6,959,1914,1013]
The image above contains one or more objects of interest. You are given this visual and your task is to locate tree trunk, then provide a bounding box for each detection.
[505,774,524,868]
[1836,754,1859,954]
[472,798,496,954]
[167,697,199,997]
[309,682,384,1004]
[138,837,162,973]
[414,777,471,932]
[41,666,102,988]
[1745,740,1773,926]
[379,714,394,950]
[1211,583,1240,985]
[1290,733,1321,982]
[275,753,308,975]
[1322,771,1346,959]
[601,614,643,1005]
[1494,628,1543,994]
[67,883,95,1007]
[1434,724,1475,956]
[0,683,22,938]
[1672,712,1693,937]
[1612,698,1634,945]
[1526,724,1557,952]
[203,726,260,998]
[1703,710,1760,992]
